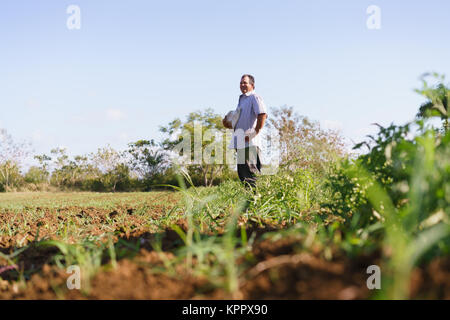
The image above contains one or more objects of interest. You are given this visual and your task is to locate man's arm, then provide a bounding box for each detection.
[245,113,267,142]
[255,113,267,134]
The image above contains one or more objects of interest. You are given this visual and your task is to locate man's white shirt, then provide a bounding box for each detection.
[229,90,267,150]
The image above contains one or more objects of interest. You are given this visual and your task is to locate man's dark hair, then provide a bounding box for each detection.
[241,74,255,88]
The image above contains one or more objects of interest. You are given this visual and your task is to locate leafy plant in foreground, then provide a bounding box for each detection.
[326,120,450,298]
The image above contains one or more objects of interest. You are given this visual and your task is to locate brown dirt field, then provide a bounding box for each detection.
[1,230,448,300]
[0,193,448,300]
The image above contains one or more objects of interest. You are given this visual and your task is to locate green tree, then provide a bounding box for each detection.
[415,72,449,133]
[50,148,100,189]
[24,166,49,185]
[106,163,132,191]
[160,108,230,187]
[266,106,347,173]
[0,129,29,190]
[126,139,167,188]
[33,154,52,183]
[90,146,131,191]
[0,161,23,191]
[49,147,69,187]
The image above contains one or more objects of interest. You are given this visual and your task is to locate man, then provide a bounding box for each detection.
[223,74,267,188]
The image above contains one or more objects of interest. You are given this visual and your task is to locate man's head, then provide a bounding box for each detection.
[240,74,255,94]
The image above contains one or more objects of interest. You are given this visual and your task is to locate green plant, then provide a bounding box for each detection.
[415,72,449,133]
[36,239,106,294]
[164,168,252,296]
[326,120,450,298]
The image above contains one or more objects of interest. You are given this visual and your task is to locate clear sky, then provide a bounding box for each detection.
[1,0,450,163]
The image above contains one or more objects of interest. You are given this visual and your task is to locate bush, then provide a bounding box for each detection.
[0,161,24,191]
[81,179,106,192]
[251,168,326,216]
[24,166,49,184]
[324,120,449,230]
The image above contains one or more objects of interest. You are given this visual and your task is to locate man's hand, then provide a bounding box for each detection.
[245,114,267,142]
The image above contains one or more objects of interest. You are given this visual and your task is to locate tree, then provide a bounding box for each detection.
[90,145,130,191]
[49,148,70,187]
[126,139,167,185]
[415,72,449,133]
[160,108,230,187]
[0,129,29,190]
[265,106,347,173]
[0,161,23,191]
[34,154,52,183]
[71,155,99,187]
[24,166,49,185]
[50,148,100,189]
[105,163,132,191]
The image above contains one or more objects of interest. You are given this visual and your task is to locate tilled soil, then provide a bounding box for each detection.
[0,194,448,300]
[0,230,448,299]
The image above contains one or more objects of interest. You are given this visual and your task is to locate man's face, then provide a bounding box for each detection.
[240,76,254,94]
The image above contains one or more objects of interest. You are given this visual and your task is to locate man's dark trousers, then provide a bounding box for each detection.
[237,146,261,188]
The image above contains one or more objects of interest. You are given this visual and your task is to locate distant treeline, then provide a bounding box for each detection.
[1,105,348,192]
[1,73,447,192]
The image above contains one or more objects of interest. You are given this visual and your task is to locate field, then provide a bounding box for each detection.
[3,0,450,303]
[0,185,448,299]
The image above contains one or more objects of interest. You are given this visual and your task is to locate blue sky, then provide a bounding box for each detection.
[1,0,450,163]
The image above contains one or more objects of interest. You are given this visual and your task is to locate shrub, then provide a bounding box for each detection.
[24,166,49,184]
[324,120,449,230]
